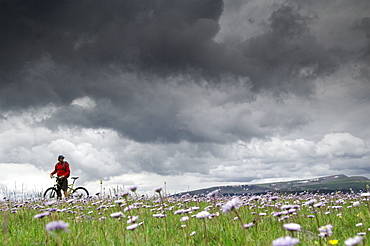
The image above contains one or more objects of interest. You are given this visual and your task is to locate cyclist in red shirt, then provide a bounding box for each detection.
[50,155,71,199]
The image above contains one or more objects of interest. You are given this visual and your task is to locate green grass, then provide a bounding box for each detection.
[1,191,369,245]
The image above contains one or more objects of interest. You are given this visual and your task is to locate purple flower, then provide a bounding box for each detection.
[249,196,260,201]
[344,236,363,246]
[129,186,138,192]
[221,197,242,213]
[34,212,51,219]
[154,187,162,193]
[206,189,220,198]
[278,216,290,222]
[353,201,360,207]
[318,224,333,237]
[304,199,317,206]
[114,200,125,204]
[45,201,56,206]
[273,211,288,217]
[272,236,299,246]
[283,223,301,231]
[110,212,125,218]
[195,211,210,219]
[45,220,69,233]
[174,209,186,214]
[152,213,166,218]
[180,216,189,222]
[118,192,129,198]
[126,223,139,230]
[127,215,139,224]
[243,222,255,229]
[314,202,325,208]
[124,204,137,212]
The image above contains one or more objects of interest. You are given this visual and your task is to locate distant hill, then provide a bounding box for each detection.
[175,174,370,196]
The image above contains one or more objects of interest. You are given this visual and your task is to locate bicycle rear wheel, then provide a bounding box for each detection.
[44,187,58,199]
[72,187,89,198]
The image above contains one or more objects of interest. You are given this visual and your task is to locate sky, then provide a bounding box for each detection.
[1,0,369,197]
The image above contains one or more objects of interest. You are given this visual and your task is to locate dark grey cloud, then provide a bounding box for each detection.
[0,0,223,80]
[238,4,342,96]
[355,17,370,81]
[356,17,370,55]
[0,0,369,144]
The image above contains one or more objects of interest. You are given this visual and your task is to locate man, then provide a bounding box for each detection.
[50,155,70,199]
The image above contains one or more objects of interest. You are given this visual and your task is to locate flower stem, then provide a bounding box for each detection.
[233,210,248,246]
[158,192,168,239]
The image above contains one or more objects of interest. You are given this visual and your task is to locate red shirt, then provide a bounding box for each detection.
[51,161,70,179]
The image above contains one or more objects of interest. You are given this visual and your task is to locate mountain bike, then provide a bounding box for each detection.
[44,176,89,199]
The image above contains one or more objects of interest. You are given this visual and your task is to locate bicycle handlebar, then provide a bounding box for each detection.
[51,175,64,179]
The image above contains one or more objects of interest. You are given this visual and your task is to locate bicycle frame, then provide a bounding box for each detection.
[44,176,89,199]
[53,176,78,193]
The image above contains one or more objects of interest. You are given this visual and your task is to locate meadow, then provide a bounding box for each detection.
[1,187,368,246]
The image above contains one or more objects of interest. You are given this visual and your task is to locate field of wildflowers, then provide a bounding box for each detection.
[1,186,369,245]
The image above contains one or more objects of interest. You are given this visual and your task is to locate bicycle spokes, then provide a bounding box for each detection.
[44,188,58,199]
[72,187,89,198]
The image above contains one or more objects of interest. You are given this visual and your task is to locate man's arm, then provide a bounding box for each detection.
[50,164,57,178]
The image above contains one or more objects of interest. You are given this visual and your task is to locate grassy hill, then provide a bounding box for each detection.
[175,174,370,196]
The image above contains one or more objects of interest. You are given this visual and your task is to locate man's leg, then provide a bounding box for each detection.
[64,190,69,198]
[61,179,69,198]
[56,190,62,199]
[56,179,63,199]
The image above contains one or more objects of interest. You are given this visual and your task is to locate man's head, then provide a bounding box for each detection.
[58,155,65,161]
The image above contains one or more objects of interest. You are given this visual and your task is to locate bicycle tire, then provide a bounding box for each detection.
[72,187,89,198]
[44,187,58,199]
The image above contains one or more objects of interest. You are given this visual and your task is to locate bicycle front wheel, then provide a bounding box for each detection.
[72,187,89,198]
[44,187,58,199]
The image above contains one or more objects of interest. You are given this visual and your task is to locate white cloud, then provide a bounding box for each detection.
[1,81,369,195]
[0,163,50,198]
[71,96,96,109]
[316,133,368,158]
